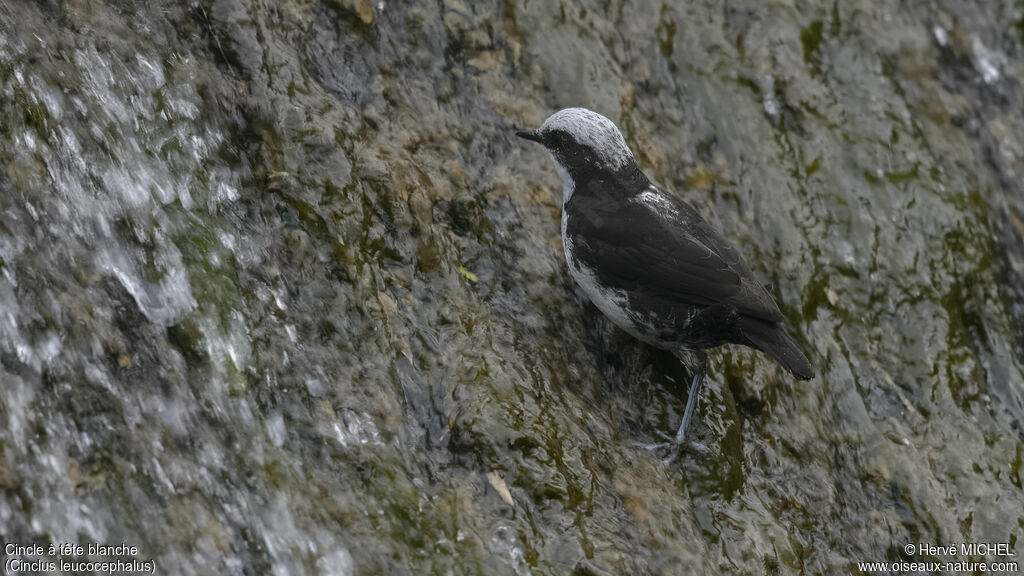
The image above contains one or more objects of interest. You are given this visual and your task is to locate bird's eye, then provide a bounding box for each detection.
[547,131,568,147]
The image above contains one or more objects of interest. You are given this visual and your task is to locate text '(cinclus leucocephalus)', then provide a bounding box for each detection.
[517,107,813,444]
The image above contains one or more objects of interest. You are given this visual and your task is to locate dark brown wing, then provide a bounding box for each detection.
[565,183,784,323]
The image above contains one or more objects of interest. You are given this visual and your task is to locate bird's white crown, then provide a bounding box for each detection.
[540,108,634,168]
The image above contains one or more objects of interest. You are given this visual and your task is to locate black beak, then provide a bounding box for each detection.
[516,130,544,144]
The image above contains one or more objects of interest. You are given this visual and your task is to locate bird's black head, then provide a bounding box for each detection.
[517,108,645,200]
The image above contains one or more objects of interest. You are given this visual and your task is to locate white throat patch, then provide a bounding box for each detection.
[549,153,574,203]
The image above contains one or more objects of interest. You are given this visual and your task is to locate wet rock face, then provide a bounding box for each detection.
[1,0,1023,574]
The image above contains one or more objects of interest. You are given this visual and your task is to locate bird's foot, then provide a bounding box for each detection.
[632,440,671,451]
[631,428,675,450]
[683,440,710,455]
[631,437,677,464]
[632,435,710,464]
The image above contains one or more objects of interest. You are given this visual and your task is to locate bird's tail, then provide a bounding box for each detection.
[737,316,814,380]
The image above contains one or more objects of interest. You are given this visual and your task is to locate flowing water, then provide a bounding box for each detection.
[0,0,1023,574]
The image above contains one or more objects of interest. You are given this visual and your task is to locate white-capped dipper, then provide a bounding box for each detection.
[517,108,813,444]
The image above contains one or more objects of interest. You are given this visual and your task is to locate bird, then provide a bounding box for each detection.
[516,107,813,445]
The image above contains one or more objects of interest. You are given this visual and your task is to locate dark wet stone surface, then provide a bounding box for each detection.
[0,0,1022,574]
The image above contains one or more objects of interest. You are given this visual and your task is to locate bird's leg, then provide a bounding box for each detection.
[675,364,706,444]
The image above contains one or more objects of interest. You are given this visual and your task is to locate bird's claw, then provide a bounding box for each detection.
[632,440,672,451]
[632,437,709,464]
[683,440,710,455]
